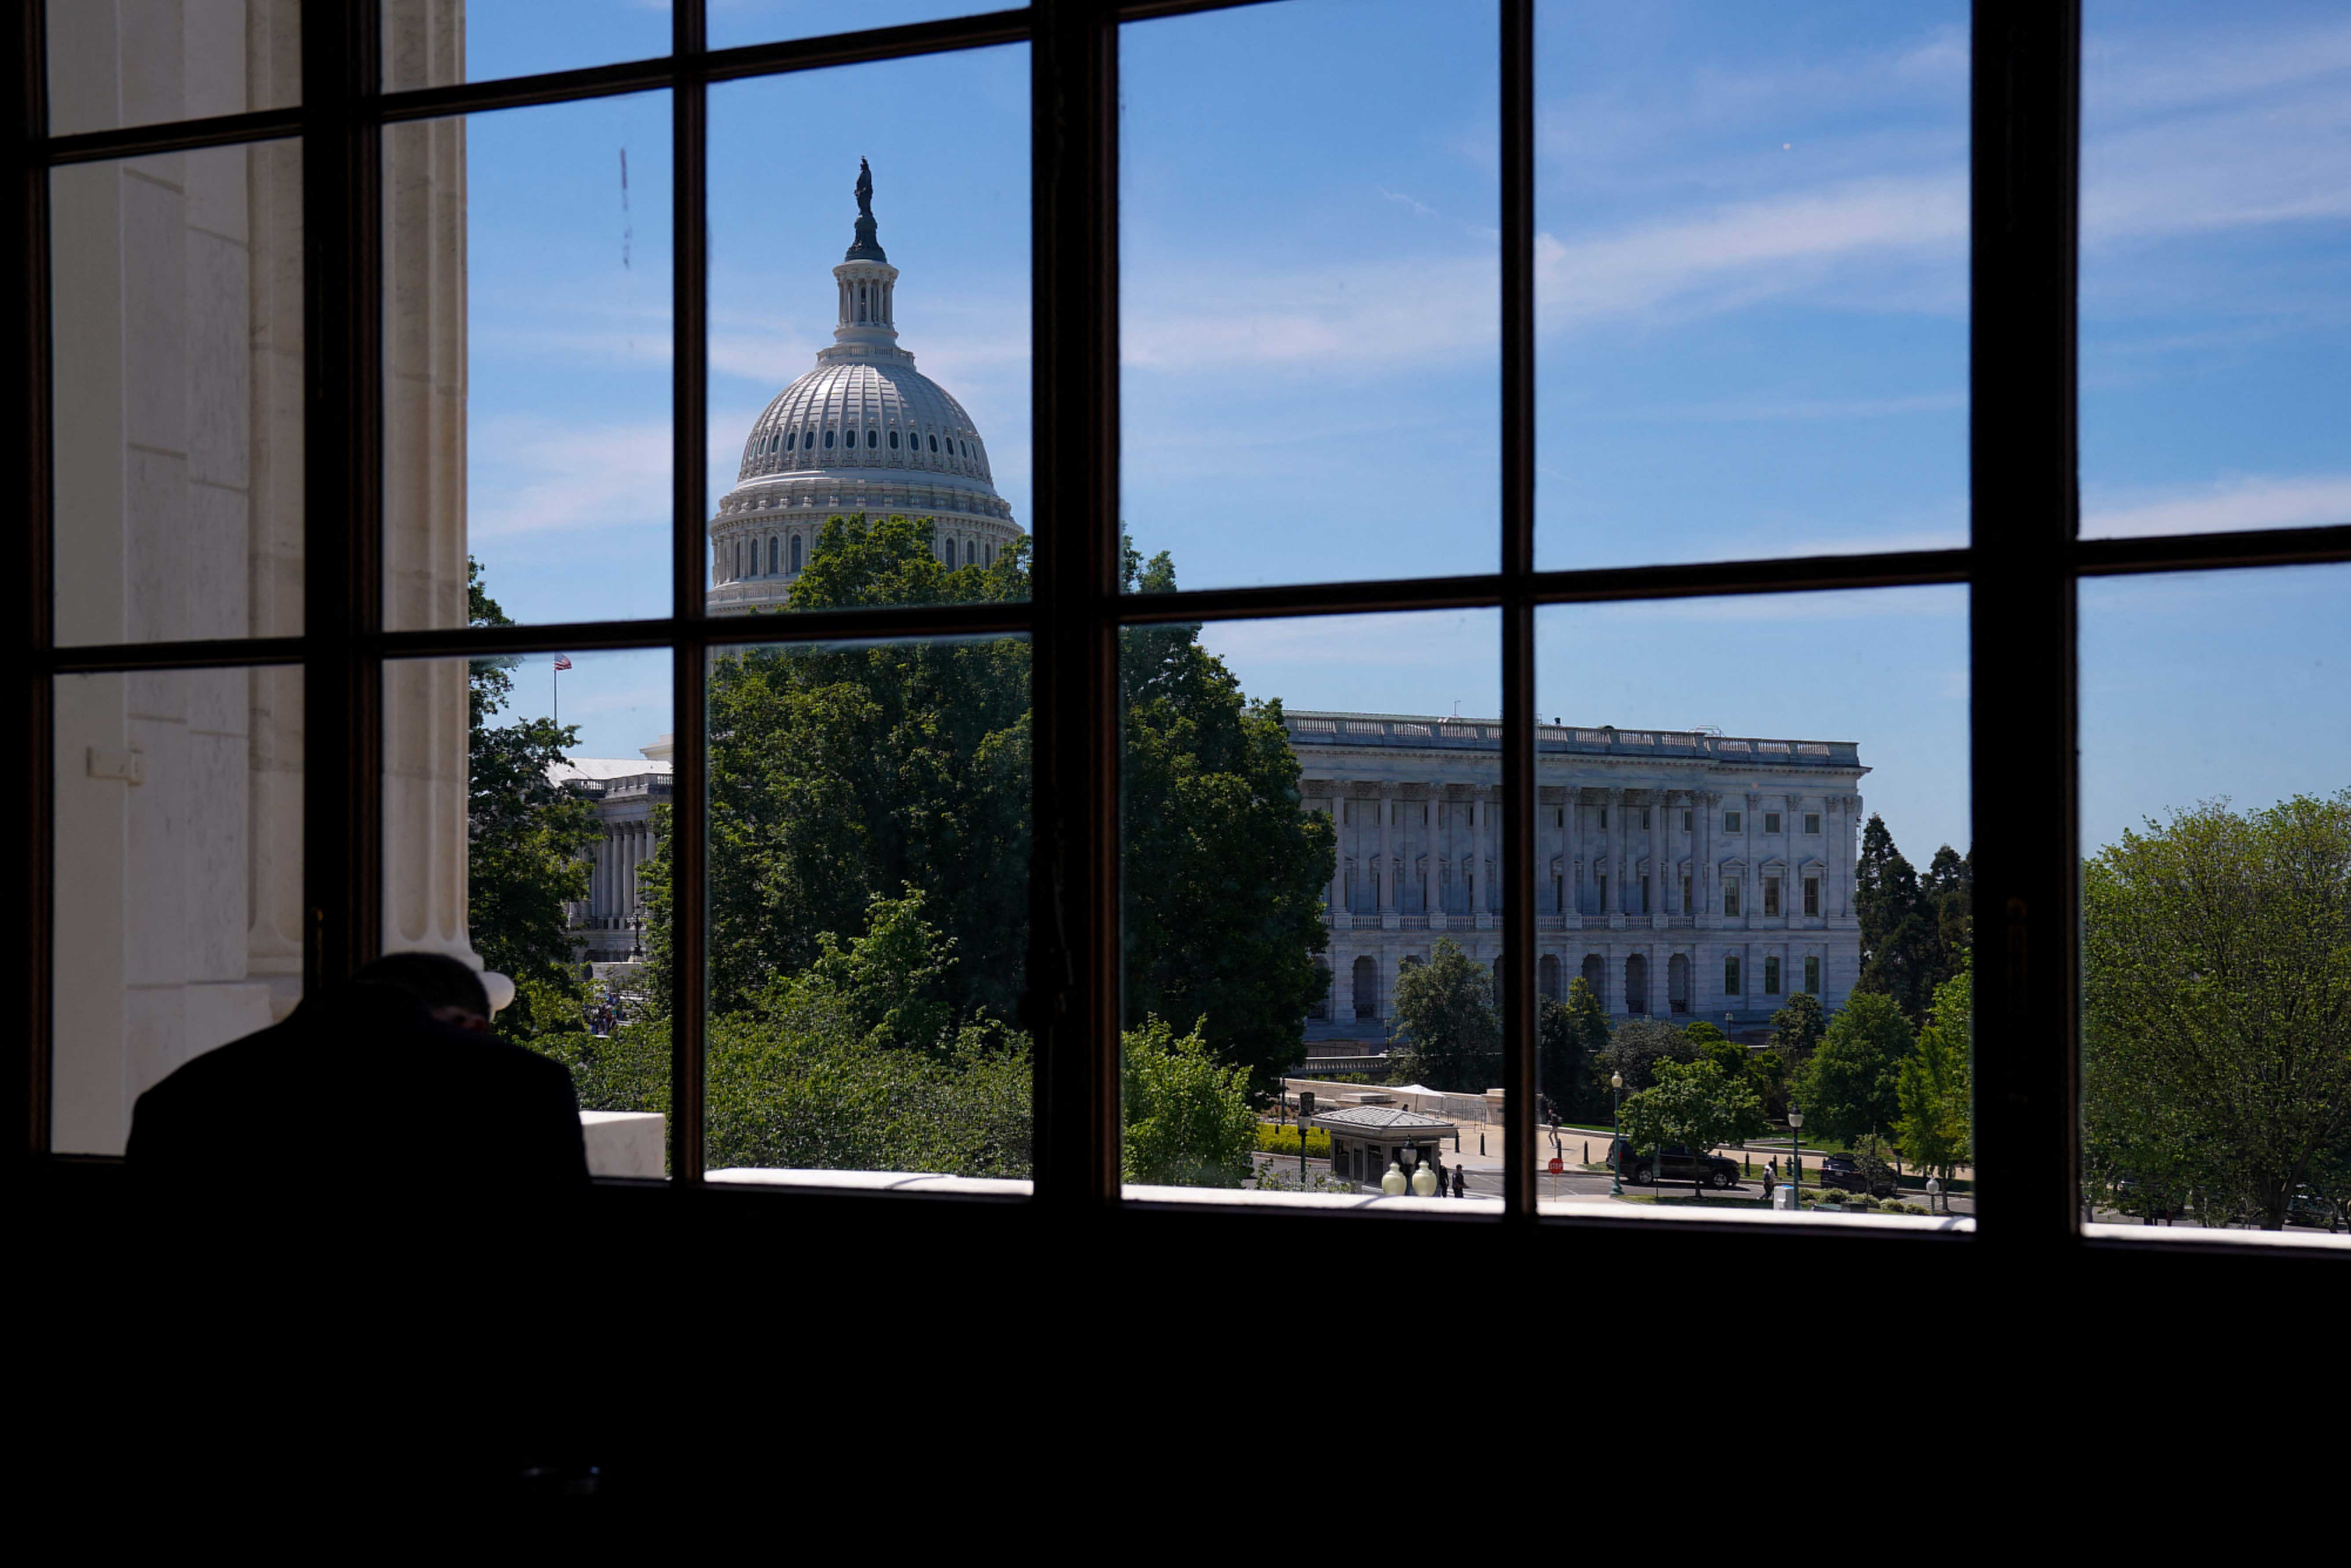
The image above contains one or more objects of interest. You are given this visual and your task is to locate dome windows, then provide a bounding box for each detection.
[888,430,899,450]
[824,429,835,448]
[927,433,938,452]
[790,535,803,573]
[866,429,879,449]
[786,431,796,451]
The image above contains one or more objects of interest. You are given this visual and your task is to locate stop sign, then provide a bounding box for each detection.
[1547,1156,1564,1174]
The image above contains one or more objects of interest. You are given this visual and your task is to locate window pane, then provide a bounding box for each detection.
[1535,2,1970,569]
[1535,587,1972,1222]
[2080,2,2351,541]
[1121,606,1505,1207]
[2079,567,2351,1236]
[386,645,675,1178]
[383,0,667,92]
[701,635,1033,1193]
[707,49,1029,615]
[710,2,1004,52]
[385,93,673,632]
[52,666,303,1153]
[52,142,304,646]
[1121,0,1499,592]
[47,0,299,137]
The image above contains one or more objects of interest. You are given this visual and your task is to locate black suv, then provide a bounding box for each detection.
[1818,1153,1896,1197]
[1610,1138,1740,1189]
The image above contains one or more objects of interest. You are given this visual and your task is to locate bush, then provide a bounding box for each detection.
[1849,1193,1880,1211]
[1255,1124,1332,1158]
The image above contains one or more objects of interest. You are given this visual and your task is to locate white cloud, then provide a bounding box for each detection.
[2083,474,2351,539]
[468,416,671,540]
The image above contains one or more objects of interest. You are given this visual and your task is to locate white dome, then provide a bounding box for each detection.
[707,165,1021,614]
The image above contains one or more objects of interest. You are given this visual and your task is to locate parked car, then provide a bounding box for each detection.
[1610,1138,1740,1189]
[1818,1153,1896,1198]
[2286,1188,2337,1230]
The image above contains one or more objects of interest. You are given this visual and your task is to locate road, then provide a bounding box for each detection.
[1251,1147,1977,1215]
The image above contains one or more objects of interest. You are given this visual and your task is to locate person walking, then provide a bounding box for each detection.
[1762,1168,1777,1208]
[1452,1164,1467,1200]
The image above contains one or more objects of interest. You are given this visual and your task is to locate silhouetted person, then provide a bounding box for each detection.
[129,951,589,1215]
[1451,1164,1467,1200]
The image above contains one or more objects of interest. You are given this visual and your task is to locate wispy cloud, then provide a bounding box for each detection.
[469,416,670,540]
[1379,187,1439,220]
[2083,474,2351,539]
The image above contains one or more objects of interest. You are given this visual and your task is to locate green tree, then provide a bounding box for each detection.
[1767,991,1826,1074]
[1856,813,1971,1025]
[1801,990,1914,1146]
[1895,957,1973,1185]
[1749,1048,1790,1122]
[1595,1014,1697,1093]
[464,560,602,1036]
[2082,792,2351,1231]
[1681,1020,1728,1047]
[1616,1058,1770,1194]
[1387,936,1501,1093]
[1121,1015,1258,1188]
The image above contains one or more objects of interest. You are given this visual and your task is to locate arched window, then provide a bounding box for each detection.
[786,430,796,451]
[790,534,802,573]
[805,426,815,448]
[823,429,835,448]
[866,429,878,448]
[888,430,899,449]
[964,540,975,566]
[928,433,938,452]
[767,536,777,574]
[1352,955,1378,1021]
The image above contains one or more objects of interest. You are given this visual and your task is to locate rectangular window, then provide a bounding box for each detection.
[1681,875,1692,913]
[1724,811,1741,834]
[1723,881,1739,917]
[1640,808,1651,829]
[1599,807,1608,828]
[1640,875,1651,914]
[1763,878,1781,917]
[1763,812,1782,835]
[1804,955,1821,995]
[1764,956,1781,995]
[1725,957,1741,996]
[1803,877,1820,917]
[1804,812,1821,835]
[1597,874,1608,909]
[1682,810,1692,831]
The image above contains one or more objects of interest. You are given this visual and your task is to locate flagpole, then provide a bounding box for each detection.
[553,660,560,731]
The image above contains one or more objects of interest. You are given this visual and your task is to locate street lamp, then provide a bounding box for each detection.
[1609,1071,1625,1197]
[1926,1175,1943,1216]
[1786,1105,1804,1207]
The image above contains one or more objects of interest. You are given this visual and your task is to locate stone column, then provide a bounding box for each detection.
[1324,783,1346,913]
[1605,790,1625,915]
[1744,792,1760,928]
[1469,787,1486,925]
[1376,784,1396,913]
[1564,785,1581,917]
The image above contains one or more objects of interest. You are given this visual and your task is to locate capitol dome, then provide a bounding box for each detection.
[707,164,1022,613]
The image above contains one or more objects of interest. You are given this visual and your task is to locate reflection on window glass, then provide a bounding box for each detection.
[1535,1,1970,569]
[383,0,667,92]
[47,0,299,137]
[2080,1,2351,541]
[707,49,1030,614]
[388,638,674,1175]
[1121,0,1499,591]
[2079,567,2351,1235]
[1122,603,1502,1206]
[52,143,305,646]
[52,668,303,1153]
[698,609,1032,1191]
[1535,588,1972,1221]
[384,94,673,631]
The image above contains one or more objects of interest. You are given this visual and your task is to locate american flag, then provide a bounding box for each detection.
[552,655,572,671]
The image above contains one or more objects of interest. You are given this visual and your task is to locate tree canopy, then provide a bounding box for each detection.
[1855,813,1971,1025]
[1387,937,1501,1093]
[1594,1014,1697,1094]
[2082,792,2351,1230]
[1895,957,1973,1183]
[1800,989,1914,1146]
[1617,1058,1770,1173]
[1538,977,1612,1121]
[1120,1015,1260,1189]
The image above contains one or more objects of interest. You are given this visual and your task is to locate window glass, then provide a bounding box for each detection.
[1122,0,1499,591]
[1122,607,1501,1207]
[386,645,673,1175]
[52,667,303,1153]
[385,93,673,632]
[1536,1,1969,569]
[1539,587,1972,1220]
[52,143,304,646]
[2079,1,2351,541]
[47,0,299,137]
[383,1,668,92]
[702,635,1032,1193]
[707,49,1030,615]
[2079,566,2351,1234]
[710,2,1004,52]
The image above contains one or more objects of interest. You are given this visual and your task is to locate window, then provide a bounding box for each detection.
[1803,877,1819,917]
[790,535,802,573]
[1682,810,1692,831]
[1804,956,1821,996]
[1764,812,1781,835]
[1724,811,1741,834]
[929,433,938,451]
[1764,957,1781,996]
[867,429,879,448]
[787,431,796,450]
[889,430,900,449]
[1723,880,1739,918]
[767,536,778,574]
[1640,875,1650,914]
[1763,878,1781,917]
[1804,812,1821,835]
[824,429,835,448]
[1599,808,1608,828]
[1597,875,1608,910]
[1681,875,1691,912]
[1725,957,1742,996]
[1640,808,1651,829]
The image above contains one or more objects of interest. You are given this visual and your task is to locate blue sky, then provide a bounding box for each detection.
[448,1,2346,865]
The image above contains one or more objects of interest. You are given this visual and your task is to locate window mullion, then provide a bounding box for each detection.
[669,0,710,1183]
[1969,0,2082,1251]
[1497,0,1538,1219]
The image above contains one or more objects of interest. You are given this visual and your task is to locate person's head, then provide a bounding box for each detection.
[351,951,494,1032]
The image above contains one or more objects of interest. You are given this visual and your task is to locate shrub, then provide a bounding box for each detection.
[1255,1124,1332,1158]
[1849,1194,1880,1211]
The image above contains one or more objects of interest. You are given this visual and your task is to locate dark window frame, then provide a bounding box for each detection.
[11,1,2350,1277]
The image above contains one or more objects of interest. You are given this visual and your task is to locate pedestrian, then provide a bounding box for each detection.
[1762,1169,1777,1208]
[1452,1165,1467,1200]
[1767,1154,1779,1186]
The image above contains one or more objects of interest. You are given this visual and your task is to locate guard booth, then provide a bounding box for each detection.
[1306,1105,1459,1190]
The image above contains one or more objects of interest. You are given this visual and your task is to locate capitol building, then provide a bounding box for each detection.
[567,173,1868,1036]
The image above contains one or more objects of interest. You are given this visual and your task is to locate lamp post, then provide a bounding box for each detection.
[1927,1175,1943,1216]
[1787,1105,1804,1207]
[1609,1071,1624,1197]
